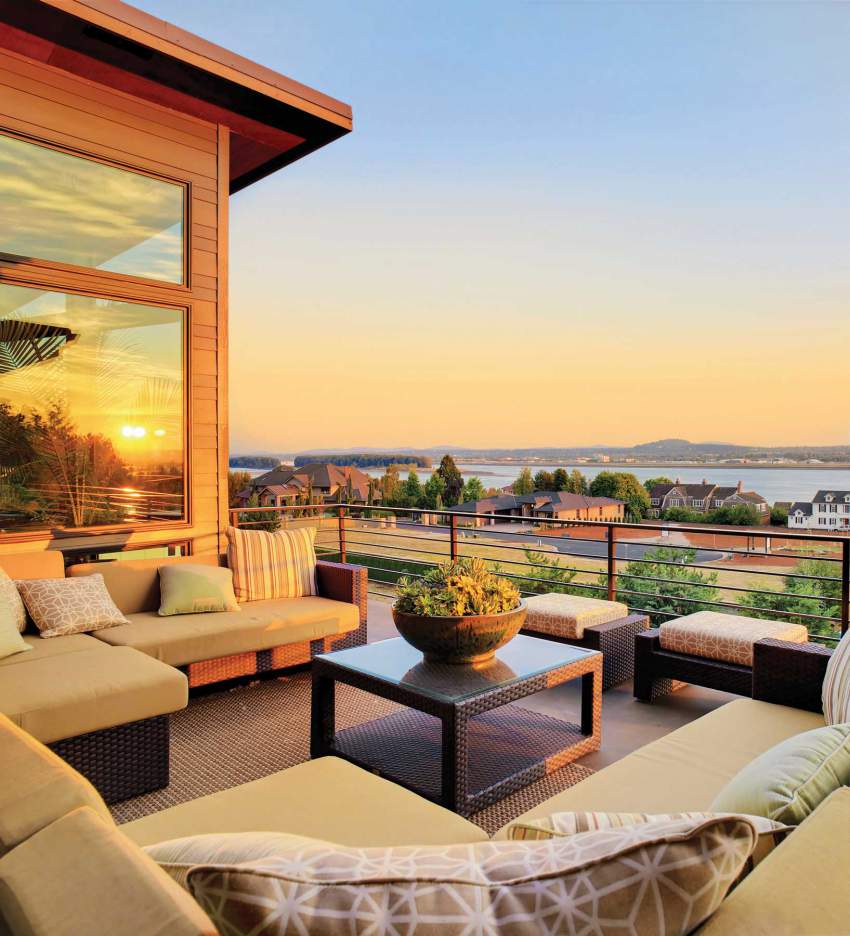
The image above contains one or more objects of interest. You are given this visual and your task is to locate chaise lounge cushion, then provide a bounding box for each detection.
[493,698,824,837]
[91,596,359,667]
[0,714,112,854]
[0,647,187,744]
[0,633,108,669]
[121,756,488,849]
[0,807,216,936]
[659,611,807,666]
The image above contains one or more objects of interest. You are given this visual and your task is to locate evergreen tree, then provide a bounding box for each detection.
[513,467,534,496]
[437,454,464,507]
[461,476,486,503]
[552,468,569,491]
[402,470,423,505]
[422,472,446,509]
[533,470,555,491]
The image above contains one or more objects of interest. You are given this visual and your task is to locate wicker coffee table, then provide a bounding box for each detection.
[311,635,602,816]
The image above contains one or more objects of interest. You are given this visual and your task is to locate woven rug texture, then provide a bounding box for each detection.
[111,673,594,835]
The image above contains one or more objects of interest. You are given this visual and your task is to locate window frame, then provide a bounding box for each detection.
[0,275,192,545]
[0,127,191,291]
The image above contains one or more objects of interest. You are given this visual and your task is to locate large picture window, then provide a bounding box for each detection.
[0,283,185,534]
[0,133,185,284]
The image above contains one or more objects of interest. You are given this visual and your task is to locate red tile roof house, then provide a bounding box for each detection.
[239,462,372,507]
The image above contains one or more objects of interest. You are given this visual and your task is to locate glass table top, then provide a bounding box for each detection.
[317,635,596,704]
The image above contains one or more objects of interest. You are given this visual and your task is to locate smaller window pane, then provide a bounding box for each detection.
[0,134,184,284]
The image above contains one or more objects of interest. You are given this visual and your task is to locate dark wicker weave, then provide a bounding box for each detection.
[48,715,168,805]
[633,629,754,702]
[522,614,649,690]
[185,560,368,689]
[312,640,602,817]
[752,638,832,712]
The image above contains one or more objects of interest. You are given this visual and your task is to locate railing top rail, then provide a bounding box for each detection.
[229,502,850,545]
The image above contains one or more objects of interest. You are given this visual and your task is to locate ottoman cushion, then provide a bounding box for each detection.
[660,611,807,666]
[525,593,629,640]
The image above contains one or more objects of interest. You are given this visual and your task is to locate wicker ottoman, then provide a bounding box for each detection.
[522,593,650,690]
[634,611,808,702]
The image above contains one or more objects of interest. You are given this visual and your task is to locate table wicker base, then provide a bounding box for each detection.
[334,704,594,814]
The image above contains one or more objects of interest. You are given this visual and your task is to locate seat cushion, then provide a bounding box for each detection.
[0,807,216,936]
[493,698,824,838]
[700,788,850,935]
[0,647,187,744]
[660,611,807,665]
[525,593,630,639]
[92,596,359,667]
[121,756,487,849]
[0,633,109,669]
[0,714,112,855]
[0,551,65,581]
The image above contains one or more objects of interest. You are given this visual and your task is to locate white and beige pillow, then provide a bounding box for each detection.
[16,574,129,638]
[823,629,850,725]
[226,525,318,601]
[148,817,757,936]
[506,809,789,866]
[0,567,27,633]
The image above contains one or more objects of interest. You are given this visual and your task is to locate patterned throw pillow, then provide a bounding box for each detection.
[149,818,757,936]
[158,564,240,616]
[16,575,129,638]
[0,567,27,633]
[506,810,789,866]
[823,630,850,725]
[225,526,318,601]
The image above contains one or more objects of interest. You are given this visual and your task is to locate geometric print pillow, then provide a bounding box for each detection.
[15,574,129,638]
[506,809,790,868]
[0,567,27,633]
[151,818,758,936]
[823,630,850,725]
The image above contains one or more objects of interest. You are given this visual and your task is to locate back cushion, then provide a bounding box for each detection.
[67,555,220,615]
[0,807,217,936]
[0,713,112,855]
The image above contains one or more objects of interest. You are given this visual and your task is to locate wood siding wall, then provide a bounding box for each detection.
[0,45,228,557]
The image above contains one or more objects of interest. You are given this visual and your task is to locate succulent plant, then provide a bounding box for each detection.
[395,557,521,617]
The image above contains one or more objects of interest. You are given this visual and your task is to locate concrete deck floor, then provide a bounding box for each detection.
[367,598,737,771]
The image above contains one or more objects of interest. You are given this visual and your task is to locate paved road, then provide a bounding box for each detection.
[386,522,728,565]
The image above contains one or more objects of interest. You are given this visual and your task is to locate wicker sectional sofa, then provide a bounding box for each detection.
[1,639,847,934]
[0,551,367,803]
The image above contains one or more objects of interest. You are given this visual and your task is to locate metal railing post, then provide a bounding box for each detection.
[607,525,617,601]
[842,538,849,635]
[338,506,347,564]
[449,513,458,562]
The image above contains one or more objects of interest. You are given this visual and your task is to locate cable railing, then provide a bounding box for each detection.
[229,502,850,642]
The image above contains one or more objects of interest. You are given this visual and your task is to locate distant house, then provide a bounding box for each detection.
[647,480,769,519]
[788,490,850,531]
[453,491,624,527]
[238,462,371,508]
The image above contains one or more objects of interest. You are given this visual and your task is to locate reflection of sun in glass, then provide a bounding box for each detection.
[121,425,146,438]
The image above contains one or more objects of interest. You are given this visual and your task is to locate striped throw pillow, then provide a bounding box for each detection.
[226,526,318,601]
[823,630,850,725]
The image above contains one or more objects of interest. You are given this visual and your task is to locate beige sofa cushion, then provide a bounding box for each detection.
[493,698,824,837]
[0,714,112,855]
[700,788,850,935]
[0,647,187,743]
[0,551,65,581]
[176,818,755,936]
[660,611,807,666]
[122,756,488,849]
[0,807,216,936]
[525,593,630,639]
[92,596,359,667]
[67,555,220,615]
[0,633,108,669]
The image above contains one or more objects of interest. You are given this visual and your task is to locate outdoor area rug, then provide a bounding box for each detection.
[110,672,594,835]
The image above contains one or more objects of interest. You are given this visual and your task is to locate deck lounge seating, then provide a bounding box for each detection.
[0,552,367,802]
[1,637,847,933]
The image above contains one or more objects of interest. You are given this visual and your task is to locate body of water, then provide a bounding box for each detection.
[236,461,849,505]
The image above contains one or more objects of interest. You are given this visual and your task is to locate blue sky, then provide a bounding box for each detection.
[138,1,850,450]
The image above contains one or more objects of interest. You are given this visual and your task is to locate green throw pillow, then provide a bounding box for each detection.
[711,723,850,825]
[0,592,31,661]
[158,564,240,616]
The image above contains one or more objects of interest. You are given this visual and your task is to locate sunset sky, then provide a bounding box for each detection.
[138,0,850,452]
